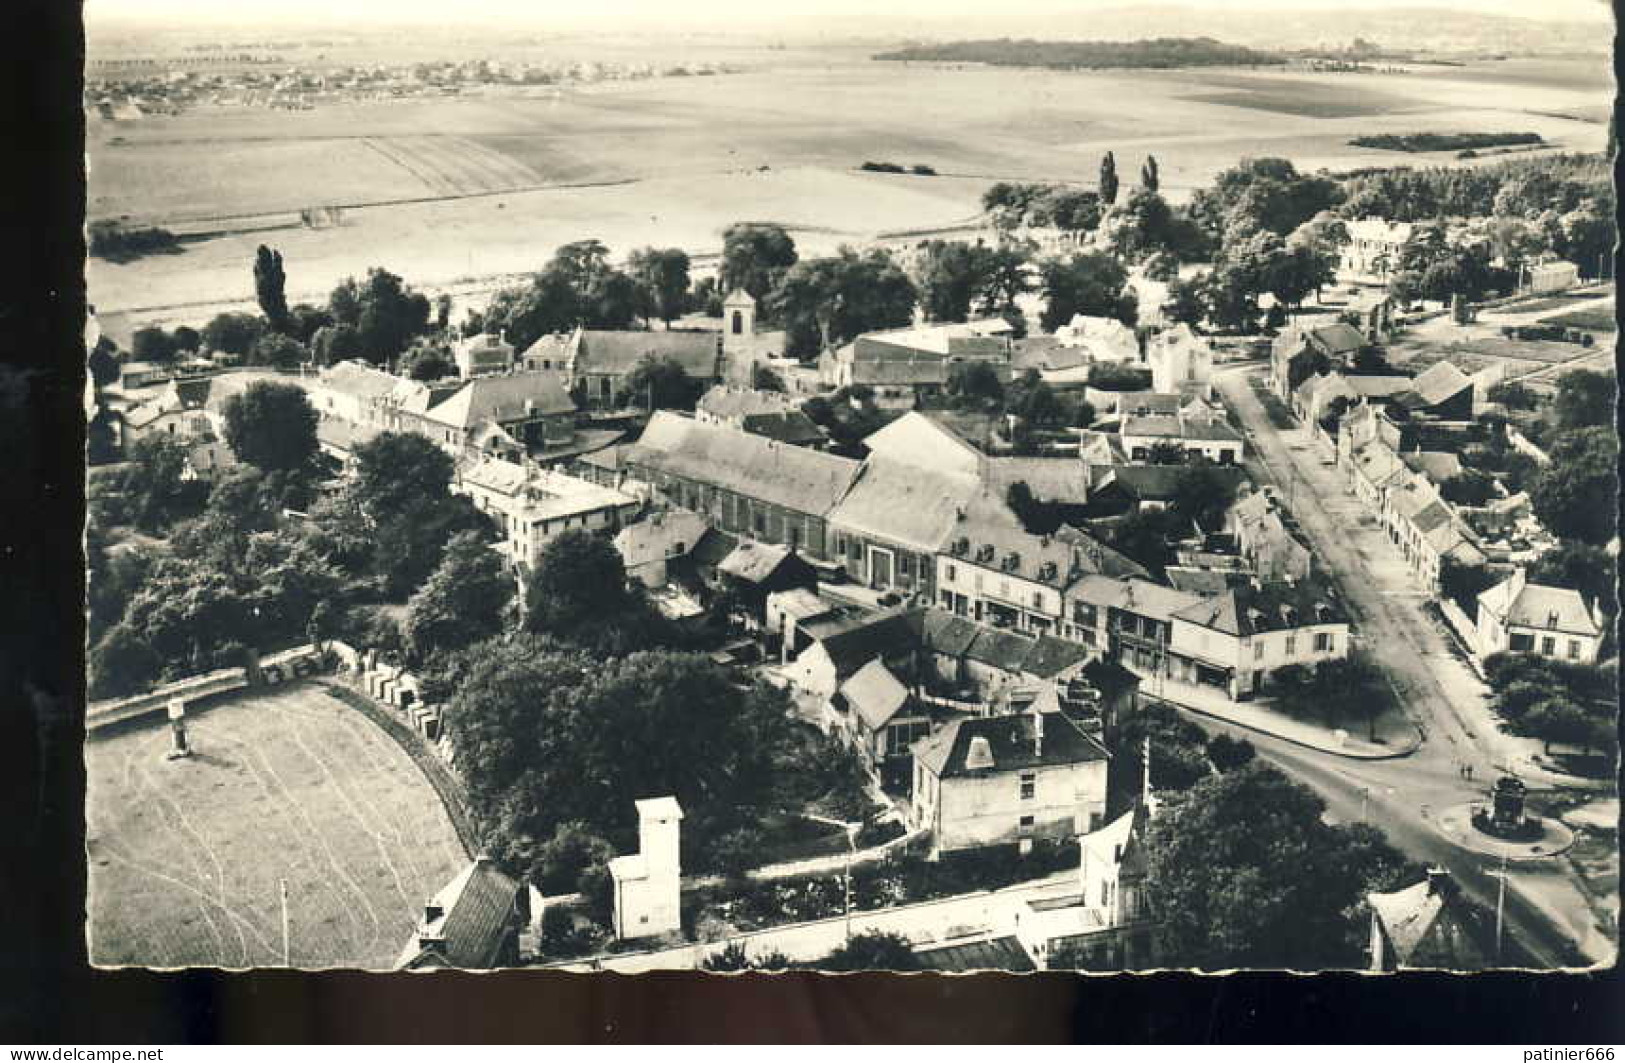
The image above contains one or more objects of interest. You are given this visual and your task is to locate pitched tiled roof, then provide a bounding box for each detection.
[1352,441,1408,489]
[1346,374,1414,398]
[913,710,1108,779]
[1170,578,1347,636]
[688,527,739,568]
[1052,526,1149,580]
[697,385,801,421]
[1113,391,1186,417]
[1166,566,1251,596]
[1019,635,1093,679]
[1409,361,1472,408]
[1091,463,1247,502]
[1480,575,1601,636]
[632,412,862,516]
[983,457,1090,504]
[613,509,711,570]
[425,371,575,430]
[918,610,982,657]
[316,417,383,455]
[1122,415,1243,443]
[852,357,951,387]
[1308,322,1366,355]
[817,607,923,678]
[396,858,520,970]
[862,412,984,475]
[1069,576,1204,623]
[838,658,913,730]
[964,627,1041,671]
[718,539,797,583]
[320,360,402,403]
[829,458,983,553]
[1368,875,1491,969]
[740,410,826,446]
[577,329,719,377]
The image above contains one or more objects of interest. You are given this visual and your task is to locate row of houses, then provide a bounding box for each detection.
[1337,401,1488,590]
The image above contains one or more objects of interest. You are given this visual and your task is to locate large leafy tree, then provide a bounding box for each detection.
[772,247,917,356]
[1039,251,1131,332]
[1551,369,1616,432]
[914,239,991,323]
[1145,762,1412,969]
[403,529,514,663]
[254,244,290,333]
[626,246,692,327]
[249,331,310,371]
[328,268,432,364]
[523,529,636,634]
[88,624,164,700]
[350,431,456,518]
[202,312,265,358]
[1106,189,1182,263]
[618,354,703,411]
[222,381,319,474]
[1530,427,1618,545]
[341,431,492,598]
[131,326,178,363]
[444,642,797,873]
[719,222,798,305]
[484,268,582,352]
[1191,157,1342,241]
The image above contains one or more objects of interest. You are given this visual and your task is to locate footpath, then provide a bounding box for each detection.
[1150,675,1421,760]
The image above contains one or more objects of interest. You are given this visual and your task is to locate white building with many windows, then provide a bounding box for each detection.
[1475,567,1605,665]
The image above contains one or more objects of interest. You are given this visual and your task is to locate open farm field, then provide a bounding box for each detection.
[89,166,991,319]
[89,51,1611,322]
[86,682,467,970]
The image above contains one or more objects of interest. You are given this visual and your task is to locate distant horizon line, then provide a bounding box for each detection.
[85,1,1616,35]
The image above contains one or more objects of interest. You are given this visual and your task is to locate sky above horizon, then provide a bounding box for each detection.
[89,0,1615,29]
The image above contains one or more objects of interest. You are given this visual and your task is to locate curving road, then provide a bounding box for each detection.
[1205,363,1612,967]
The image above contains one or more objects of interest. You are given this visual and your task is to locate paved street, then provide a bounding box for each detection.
[1184,711,1605,967]
[1212,364,1614,966]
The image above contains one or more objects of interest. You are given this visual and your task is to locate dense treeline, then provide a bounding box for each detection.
[1348,131,1543,154]
[88,219,179,261]
[874,37,1285,69]
[1334,153,1611,223]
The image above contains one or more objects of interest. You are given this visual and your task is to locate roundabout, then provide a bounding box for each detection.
[1434,802,1577,861]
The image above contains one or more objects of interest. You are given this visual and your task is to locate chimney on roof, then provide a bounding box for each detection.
[1031,705,1044,758]
[1425,867,1456,898]
[423,901,444,925]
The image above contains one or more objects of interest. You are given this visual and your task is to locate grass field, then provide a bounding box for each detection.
[86,48,1611,321]
[86,682,468,970]
[1541,303,1617,334]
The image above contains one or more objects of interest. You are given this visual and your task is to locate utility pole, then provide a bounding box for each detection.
[280,878,291,967]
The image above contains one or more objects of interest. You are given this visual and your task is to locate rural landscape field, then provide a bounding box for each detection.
[86,684,468,970]
[87,38,1611,335]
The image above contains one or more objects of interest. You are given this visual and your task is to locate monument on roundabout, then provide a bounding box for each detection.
[1471,774,1540,842]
